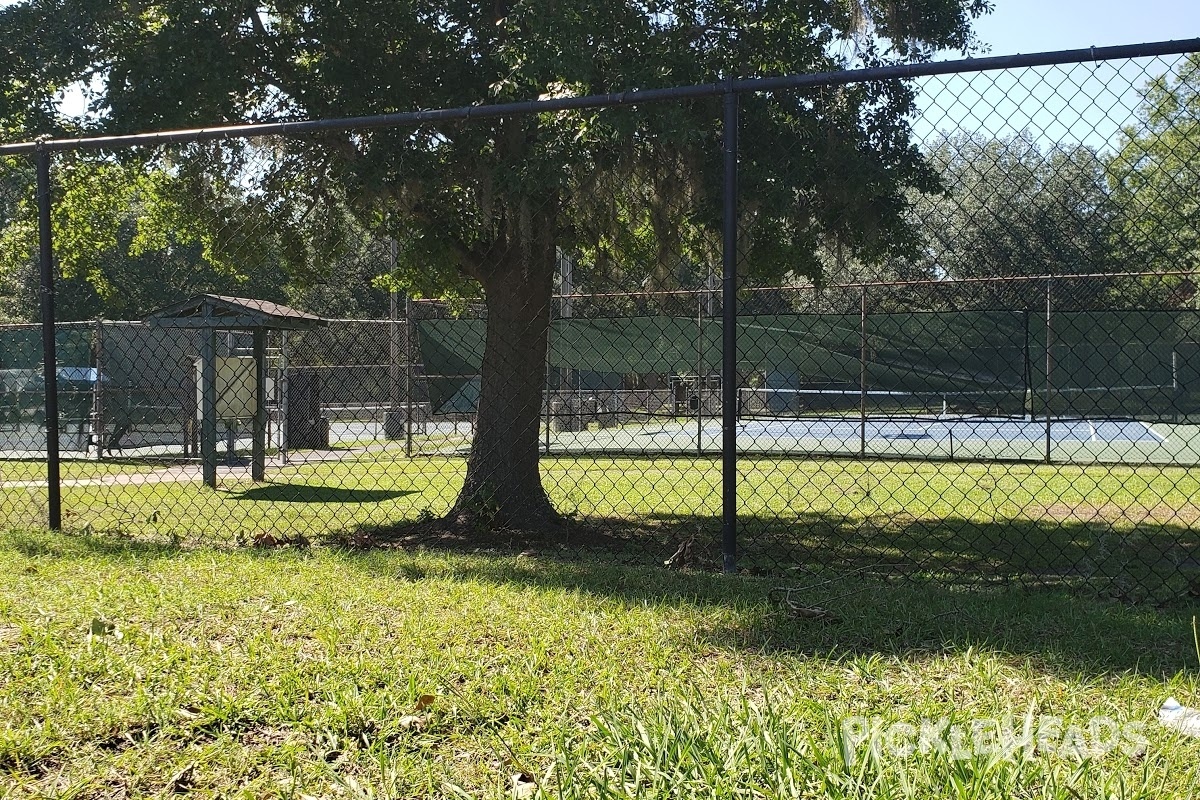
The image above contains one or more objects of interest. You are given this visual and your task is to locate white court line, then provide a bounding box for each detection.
[1142,422,1168,443]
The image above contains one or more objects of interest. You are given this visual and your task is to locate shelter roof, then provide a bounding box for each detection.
[146,295,325,330]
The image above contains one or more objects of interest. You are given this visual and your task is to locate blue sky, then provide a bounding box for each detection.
[966,0,1198,56]
[912,0,1200,151]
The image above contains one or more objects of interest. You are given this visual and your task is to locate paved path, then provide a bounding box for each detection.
[0,444,393,488]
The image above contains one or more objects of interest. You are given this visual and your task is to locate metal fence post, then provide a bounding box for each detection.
[697,289,704,455]
[721,88,739,574]
[91,317,104,461]
[860,285,868,458]
[200,326,218,487]
[544,348,552,455]
[390,285,401,434]
[406,295,415,457]
[1022,309,1032,420]
[35,147,61,530]
[1044,277,1053,464]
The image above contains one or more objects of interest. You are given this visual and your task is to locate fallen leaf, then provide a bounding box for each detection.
[415,693,436,712]
[788,605,841,623]
[342,531,373,549]
[664,537,695,569]
[165,762,196,793]
[89,618,122,638]
[511,772,537,799]
[397,715,425,730]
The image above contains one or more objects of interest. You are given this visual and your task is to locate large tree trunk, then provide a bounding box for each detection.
[448,235,560,529]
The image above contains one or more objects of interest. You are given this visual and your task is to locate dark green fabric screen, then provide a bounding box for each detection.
[415,311,1200,419]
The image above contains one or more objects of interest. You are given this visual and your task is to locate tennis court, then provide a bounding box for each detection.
[737,415,1163,444]
[537,386,1198,464]
[540,416,1196,464]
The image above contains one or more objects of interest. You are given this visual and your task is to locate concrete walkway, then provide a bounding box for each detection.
[0,443,393,488]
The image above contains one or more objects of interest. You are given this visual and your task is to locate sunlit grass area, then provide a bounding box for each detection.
[7,454,1199,533]
[0,531,1197,797]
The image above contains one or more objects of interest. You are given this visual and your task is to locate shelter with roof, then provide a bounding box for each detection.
[146,295,325,488]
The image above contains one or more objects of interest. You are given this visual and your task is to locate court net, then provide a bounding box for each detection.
[737,384,1183,423]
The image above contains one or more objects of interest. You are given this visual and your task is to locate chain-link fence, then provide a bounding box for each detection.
[1,43,1198,602]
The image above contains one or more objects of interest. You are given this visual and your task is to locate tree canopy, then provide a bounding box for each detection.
[1,0,992,290]
[0,0,992,526]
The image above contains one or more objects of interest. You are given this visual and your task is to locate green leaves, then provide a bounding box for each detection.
[1,0,994,304]
[0,150,296,320]
[1108,53,1200,289]
[908,132,1120,307]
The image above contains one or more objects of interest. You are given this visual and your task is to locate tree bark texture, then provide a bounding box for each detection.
[449,231,559,528]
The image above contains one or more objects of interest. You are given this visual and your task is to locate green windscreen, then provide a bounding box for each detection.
[417,310,1200,420]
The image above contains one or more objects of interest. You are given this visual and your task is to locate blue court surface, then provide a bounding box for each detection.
[533,411,1200,465]
[734,416,1164,444]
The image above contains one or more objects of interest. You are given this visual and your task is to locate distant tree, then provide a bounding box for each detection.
[1107,52,1200,307]
[284,237,394,320]
[907,131,1120,309]
[0,155,34,321]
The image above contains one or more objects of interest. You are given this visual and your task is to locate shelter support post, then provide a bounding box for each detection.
[201,329,218,488]
[252,329,267,481]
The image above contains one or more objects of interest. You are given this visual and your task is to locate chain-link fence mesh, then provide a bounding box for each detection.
[1,50,1198,602]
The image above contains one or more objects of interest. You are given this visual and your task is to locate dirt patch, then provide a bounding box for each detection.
[360,515,644,555]
[240,725,300,749]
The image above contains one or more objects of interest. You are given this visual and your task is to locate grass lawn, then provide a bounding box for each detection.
[0,530,1198,798]
[4,455,1195,601]
[0,459,159,484]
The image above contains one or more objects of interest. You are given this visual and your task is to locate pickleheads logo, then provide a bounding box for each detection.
[839,714,1149,762]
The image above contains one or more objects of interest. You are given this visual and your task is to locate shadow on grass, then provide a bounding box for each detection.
[8,510,1198,677]
[1,528,185,559]
[335,517,1199,677]
[455,556,1198,677]
[22,500,1200,609]
[229,484,418,503]
[359,510,1199,602]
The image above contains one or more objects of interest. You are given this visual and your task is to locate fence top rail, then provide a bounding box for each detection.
[399,269,1200,304]
[2,38,1197,156]
[737,268,1200,294]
